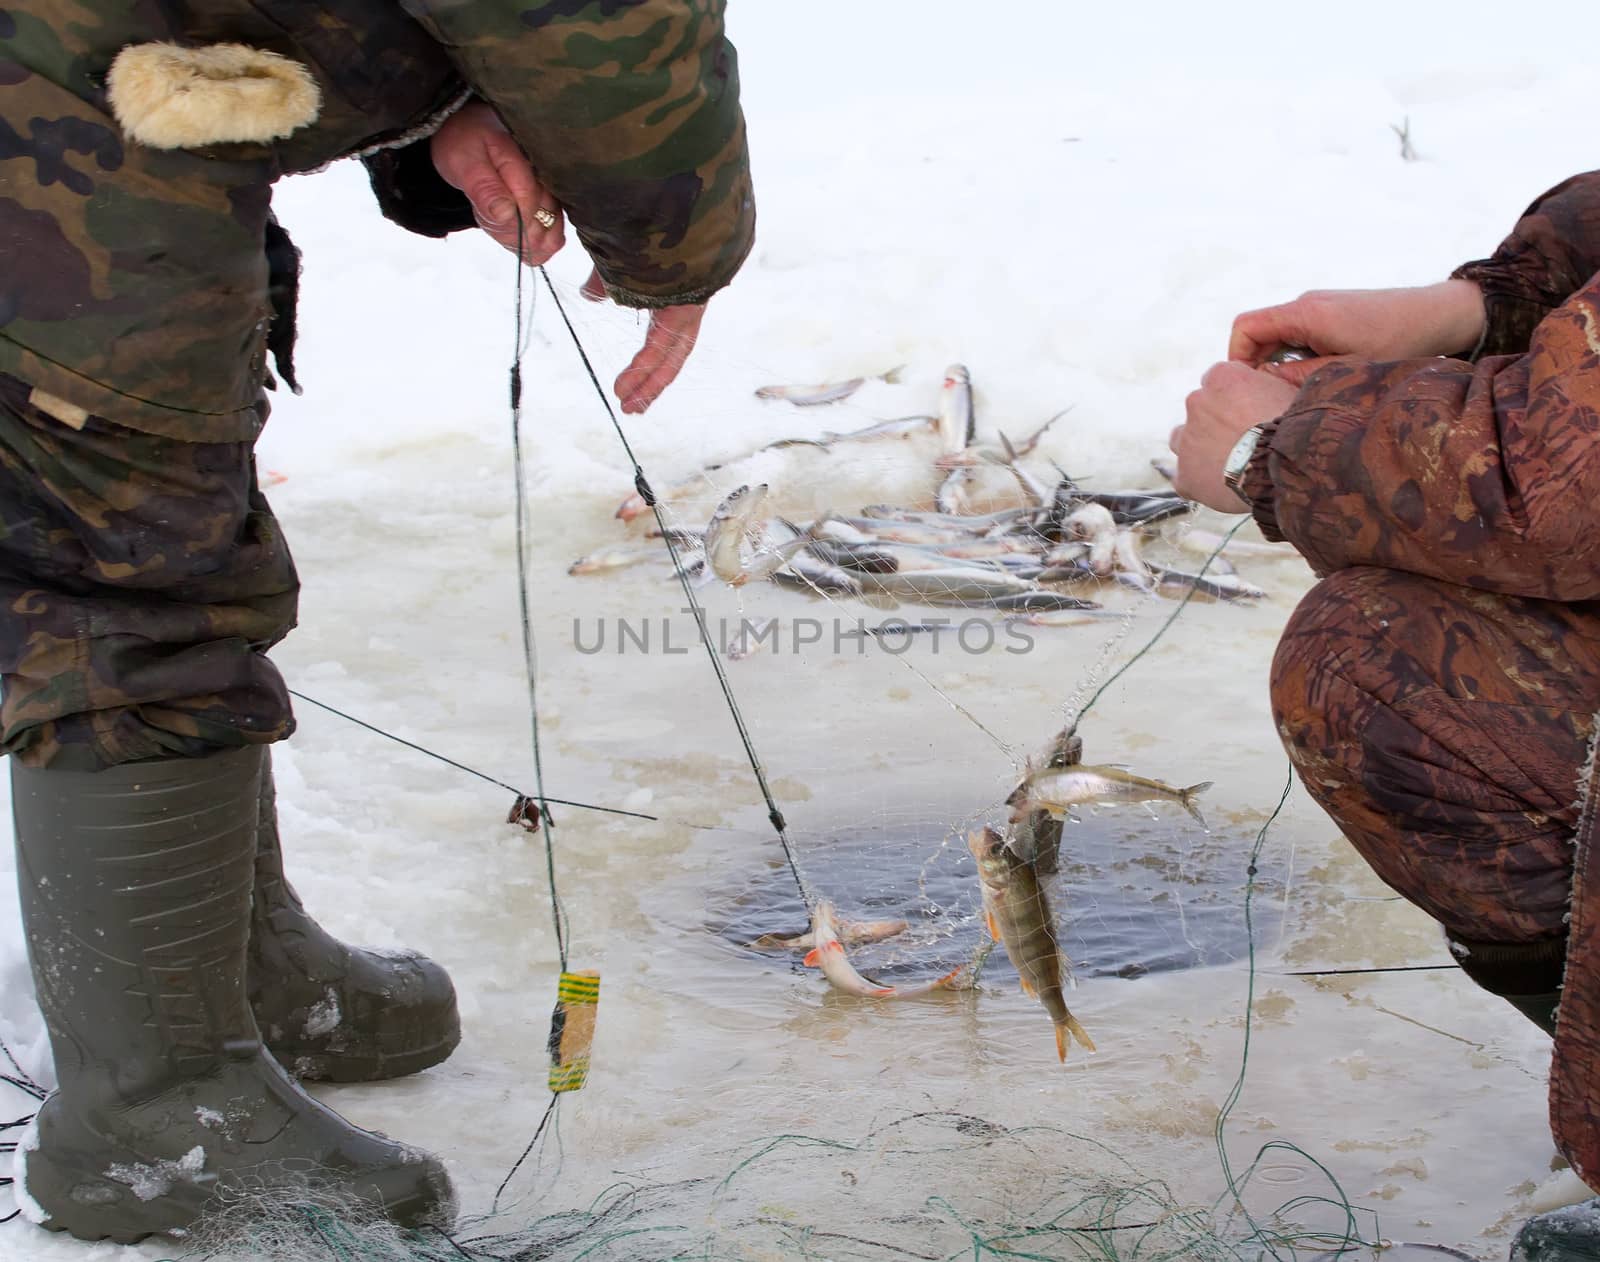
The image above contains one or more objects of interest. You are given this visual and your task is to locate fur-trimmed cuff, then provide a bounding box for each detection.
[107,43,321,149]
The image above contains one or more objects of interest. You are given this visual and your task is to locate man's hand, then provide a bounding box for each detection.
[431,103,565,265]
[581,269,707,415]
[1169,362,1301,512]
[1230,280,1486,374]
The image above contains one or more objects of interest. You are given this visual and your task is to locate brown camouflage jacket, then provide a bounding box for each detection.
[0,0,755,442]
[1240,172,1600,1186]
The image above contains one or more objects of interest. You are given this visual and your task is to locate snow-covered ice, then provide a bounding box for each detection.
[3,1,1599,1257]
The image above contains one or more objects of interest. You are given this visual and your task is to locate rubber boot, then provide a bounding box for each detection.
[248,754,460,1082]
[1448,934,1565,1036]
[10,748,456,1243]
[1510,1199,1600,1260]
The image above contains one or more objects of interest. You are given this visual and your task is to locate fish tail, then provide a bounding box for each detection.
[1180,781,1213,829]
[1065,1015,1096,1055]
[1053,1023,1067,1063]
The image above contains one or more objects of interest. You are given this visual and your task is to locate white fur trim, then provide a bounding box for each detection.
[106,43,321,150]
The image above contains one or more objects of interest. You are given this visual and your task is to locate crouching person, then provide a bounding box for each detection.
[1170,172,1600,1260]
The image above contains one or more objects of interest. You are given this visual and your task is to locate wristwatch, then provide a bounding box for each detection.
[1222,425,1264,502]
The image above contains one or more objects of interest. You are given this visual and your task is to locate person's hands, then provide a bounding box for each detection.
[430,103,565,265]
[1229,280,1485,381]
[581,268,707,415]
[1169,362,1301,512]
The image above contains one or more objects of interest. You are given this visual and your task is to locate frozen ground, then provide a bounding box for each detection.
[3,1,1600,1257]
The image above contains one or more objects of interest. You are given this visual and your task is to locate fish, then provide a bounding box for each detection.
[705,486,826,587]
[981,433,1054,507]
[703,437,832,471]
[985,591,1101,613]
[1005,612,1106,629]
[754,366,904,406]
[1042,540,1089,567]
[820,414,938,442]
[1035,562,1101,584]
[804,539,904,575]
[861,569,1039,607]
[1062,503,1116,542]
[749,917,910,951]
[860,506,1035,533]
[1150,454,1179,485]
[614,474,711,523]
[828,516,985,547]
[937,364,976,456]
[1149,565,1266,602]
[935,465,976,515]
[728,616,779,661]
[567,545,661,576]
[772,554,865,596]
[802,901,961,998]
[1009,764,1213,829]
[934,408,1070,469]
[966,827,1094,1061]
[1006,727,1081,873]
[1110,529,1147,580]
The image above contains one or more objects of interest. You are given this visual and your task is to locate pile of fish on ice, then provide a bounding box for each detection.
[570,364,1288,621]
[570,365,1295,1062]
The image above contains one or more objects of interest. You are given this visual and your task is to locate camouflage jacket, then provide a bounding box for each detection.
[0,0,755,442]
[1240,170,1600,600]
[1240,173,1600,1187]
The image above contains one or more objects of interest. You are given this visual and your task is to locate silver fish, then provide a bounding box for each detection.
[820,414,938,442]
[937,364,976,456]
[772,555,865,596]
[862,569,1038,606]
[705,486,823,586]
[986,591,1101,613]
[936,466,977,515]
[1150,564,1266,601]
[754,366,904,406]
[568,545,661,576]
[1110,529,1147,579]
[934,408,1070,469]
[1010,764,1213,829]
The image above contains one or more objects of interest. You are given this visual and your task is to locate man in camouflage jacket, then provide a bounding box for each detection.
[1171,173,1600,1260]
[0,0,753,1241]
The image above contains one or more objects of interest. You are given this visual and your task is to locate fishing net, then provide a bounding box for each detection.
[0,264,1529,1262]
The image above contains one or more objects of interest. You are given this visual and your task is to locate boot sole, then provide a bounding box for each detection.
[276,1028,461,1083]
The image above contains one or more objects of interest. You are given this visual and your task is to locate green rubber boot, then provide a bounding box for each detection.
[1448,934,1565,1036]
[248,754,460,1082]
[1510,1199,1600,1260]
[11,748,456,1244]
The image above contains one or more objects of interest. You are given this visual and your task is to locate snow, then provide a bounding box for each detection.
[4,1,1600,1258]
[106,1147,207,1204]
[12,1118,47,1227]
[301,989,341,1040]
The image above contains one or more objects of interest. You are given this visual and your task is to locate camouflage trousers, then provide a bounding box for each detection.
[1272,564,1597,947]
[0,373,299,770]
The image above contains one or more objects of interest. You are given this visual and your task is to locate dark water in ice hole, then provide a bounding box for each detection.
[701,803,1287,985]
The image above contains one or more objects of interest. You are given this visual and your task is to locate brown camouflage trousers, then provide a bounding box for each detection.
[0,373,299,770]
[1273,564,1595,945]
[1272,564,1600,1184]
